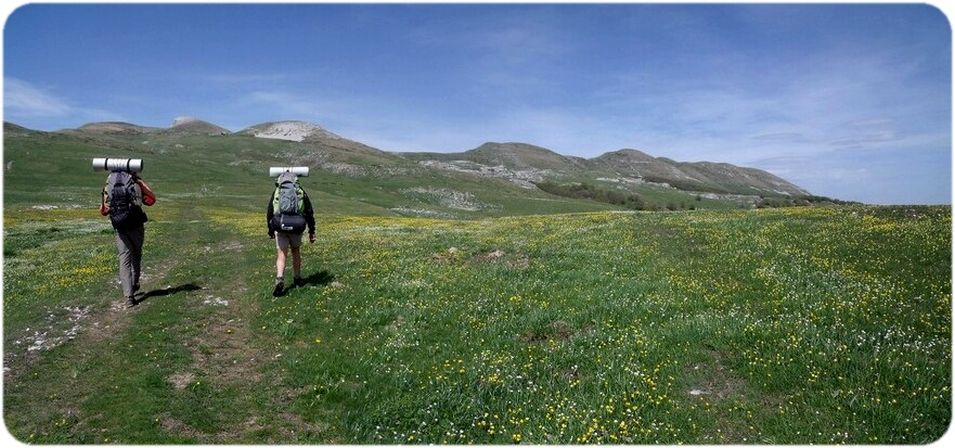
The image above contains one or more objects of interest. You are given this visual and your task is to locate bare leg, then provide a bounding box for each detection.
[291,247,302,278]
[276,247,288,278]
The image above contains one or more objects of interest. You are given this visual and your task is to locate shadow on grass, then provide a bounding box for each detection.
[271,271,334,297]
[137,283,202,303]
[286,270,335,293]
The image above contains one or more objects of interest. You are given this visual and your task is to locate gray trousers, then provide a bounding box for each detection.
[115,225,145,298]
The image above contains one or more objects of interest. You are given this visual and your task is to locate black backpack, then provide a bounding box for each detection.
[106,171,147,231]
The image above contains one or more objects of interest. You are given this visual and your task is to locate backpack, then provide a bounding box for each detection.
[271,176,307,233]
[106,171,147,231]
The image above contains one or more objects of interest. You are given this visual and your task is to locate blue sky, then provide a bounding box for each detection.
[3,4,951,204]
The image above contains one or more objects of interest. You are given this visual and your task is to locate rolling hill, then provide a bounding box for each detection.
[238,120,343,142]
[407,144,808,197]
[71,121,162,135]
[3,118,817,216]
[164,117,231,136]
[402,142,590,172]
[591,149,808,196]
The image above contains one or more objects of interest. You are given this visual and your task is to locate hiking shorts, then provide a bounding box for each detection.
[275,232,303,250]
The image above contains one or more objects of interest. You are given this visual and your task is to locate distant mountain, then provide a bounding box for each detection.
[65,117,229,136]
[3,121,40,136]
[239,121,342,142]
[401,143,808,197]
[237,120,406,165]
[74,121,161,135]
[403,142,589,172]
[4,119,811,200]
[677,161,808,196]
[592,149,690,181]
[591,149,808,196]
[164,117,231,135]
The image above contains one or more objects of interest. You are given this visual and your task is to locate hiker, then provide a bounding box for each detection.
[99,170,156,308]
[266,171,316,296]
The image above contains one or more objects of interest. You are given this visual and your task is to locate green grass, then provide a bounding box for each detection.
[2,130,951,443]
[3,204,950,443]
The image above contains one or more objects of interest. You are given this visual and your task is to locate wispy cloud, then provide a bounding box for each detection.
[199,72,294,85]
[751,132,809,143]
[235,89,370,126]
[407,11,569,62]
[4,77,72,117]
[580,41,948,165]
[4,77,123,126]
[829,131,901,148]
[404,10,571,95]
[474,22,568,66]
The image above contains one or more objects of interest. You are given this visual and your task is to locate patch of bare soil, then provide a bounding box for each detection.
[685,349,748,401]
[474,249,530,269]
[684,348,782,443]
[430,246,461,264]
[521,320,578,344]
[201,240,245,254]
[431,247,531,269]
[278,412,324,437]
[167,372,196,391]
[474,248,506,262]
[185,315,265,386]
[561,364,580,381]
[507,254,531,269]
[160,415,202,439]
[386,314,407,333]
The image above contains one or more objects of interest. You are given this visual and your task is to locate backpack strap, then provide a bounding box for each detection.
[296,185,305,213]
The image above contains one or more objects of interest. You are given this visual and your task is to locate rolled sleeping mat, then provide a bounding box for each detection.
[269,166,309,177]
[92,158,143,173]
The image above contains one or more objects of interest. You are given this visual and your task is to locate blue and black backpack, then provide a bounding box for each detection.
[271,173,307,233]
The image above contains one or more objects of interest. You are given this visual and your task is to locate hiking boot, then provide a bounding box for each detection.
[125,297,137,309]
[272,278,285,297]
[293,276,304,288]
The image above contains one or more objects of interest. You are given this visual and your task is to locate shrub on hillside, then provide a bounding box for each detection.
[535,181,648,210]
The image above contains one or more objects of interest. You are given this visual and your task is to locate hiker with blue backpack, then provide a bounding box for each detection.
[266,171,316,296]
[99,169,156,308]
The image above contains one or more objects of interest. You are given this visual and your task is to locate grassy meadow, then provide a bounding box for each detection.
[2,127,952,443]
[3,200,950,443]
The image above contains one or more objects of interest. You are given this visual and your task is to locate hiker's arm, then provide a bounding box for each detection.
[266,192,275,238]
[99,187,109,216]
[136,178,156,206]
[303,192,316,235]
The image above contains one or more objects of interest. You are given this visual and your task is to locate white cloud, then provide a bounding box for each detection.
[236,90,366,126]
[4,77,71,117]
[577,40,948,170]
[199,73,292,84]
[3,77,124,127]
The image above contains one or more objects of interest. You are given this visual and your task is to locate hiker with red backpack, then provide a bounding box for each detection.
[266,170,316,296]
[99,169,156,308]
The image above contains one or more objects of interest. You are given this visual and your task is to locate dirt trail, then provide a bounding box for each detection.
[5,205,323,443]
[3,236,185,384]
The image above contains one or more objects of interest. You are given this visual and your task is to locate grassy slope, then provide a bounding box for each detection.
[2,131,951,443]
[3,204,950,443]
[3,131,627,216]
